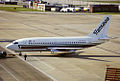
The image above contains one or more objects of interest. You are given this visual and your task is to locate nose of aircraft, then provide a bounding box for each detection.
[6,43,18,51]
[6,44,11,49]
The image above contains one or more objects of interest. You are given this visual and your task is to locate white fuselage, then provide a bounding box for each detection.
[6,36,102,52]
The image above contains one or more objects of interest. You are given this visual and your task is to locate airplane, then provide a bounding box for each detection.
[6,15,111,56]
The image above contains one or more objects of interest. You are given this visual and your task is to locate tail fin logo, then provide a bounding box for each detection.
[93,17,110,35]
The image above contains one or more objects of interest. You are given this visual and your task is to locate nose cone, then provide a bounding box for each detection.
[6,43,18,51]
[6,44,12,49]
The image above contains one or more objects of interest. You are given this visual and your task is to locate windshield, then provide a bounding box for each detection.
[13,42,18,44]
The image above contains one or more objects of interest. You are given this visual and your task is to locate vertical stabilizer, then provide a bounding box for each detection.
[88,15,111,39]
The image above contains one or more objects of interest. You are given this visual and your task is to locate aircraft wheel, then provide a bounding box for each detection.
[19,52,22,56]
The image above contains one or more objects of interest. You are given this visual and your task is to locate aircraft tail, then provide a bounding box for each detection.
[88,15,111,39]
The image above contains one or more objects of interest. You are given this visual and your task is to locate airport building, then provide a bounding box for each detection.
[90,4,119,13]
[0,0,23,5]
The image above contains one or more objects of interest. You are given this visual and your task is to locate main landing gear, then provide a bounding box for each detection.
[51,51,54,54]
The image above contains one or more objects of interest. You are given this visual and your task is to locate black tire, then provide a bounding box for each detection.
[0,51,7,58]
[2,51,7,57]
[19,52,22,56]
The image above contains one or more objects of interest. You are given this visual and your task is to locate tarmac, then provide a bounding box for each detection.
[0,46,53,81]
[0,10,120,81]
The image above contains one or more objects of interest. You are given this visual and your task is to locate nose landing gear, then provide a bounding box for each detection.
[0,51,7,58]
[19,52,22,56]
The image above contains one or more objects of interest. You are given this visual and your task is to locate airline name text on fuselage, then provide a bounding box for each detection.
[93,17,109,35]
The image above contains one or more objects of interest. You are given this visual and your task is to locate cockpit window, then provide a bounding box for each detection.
[13,42,18,44]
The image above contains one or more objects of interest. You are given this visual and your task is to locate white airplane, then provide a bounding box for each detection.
[6,15,111,56]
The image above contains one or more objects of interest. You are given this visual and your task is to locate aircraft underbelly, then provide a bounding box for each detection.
[17,44,97,52]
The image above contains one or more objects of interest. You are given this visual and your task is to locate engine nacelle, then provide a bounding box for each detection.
[51,49,76,53]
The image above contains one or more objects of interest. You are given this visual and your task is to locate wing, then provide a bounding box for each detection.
[48,47,83,53]
[48,47,82,50]
[0,39,15,42]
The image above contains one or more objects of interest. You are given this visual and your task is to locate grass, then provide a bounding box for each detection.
[91,1,120,3]
[0,7,42,12]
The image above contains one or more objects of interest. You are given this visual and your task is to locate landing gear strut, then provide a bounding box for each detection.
[19,52,22,56]
[51,51,54,54]
[51,49,55,54]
